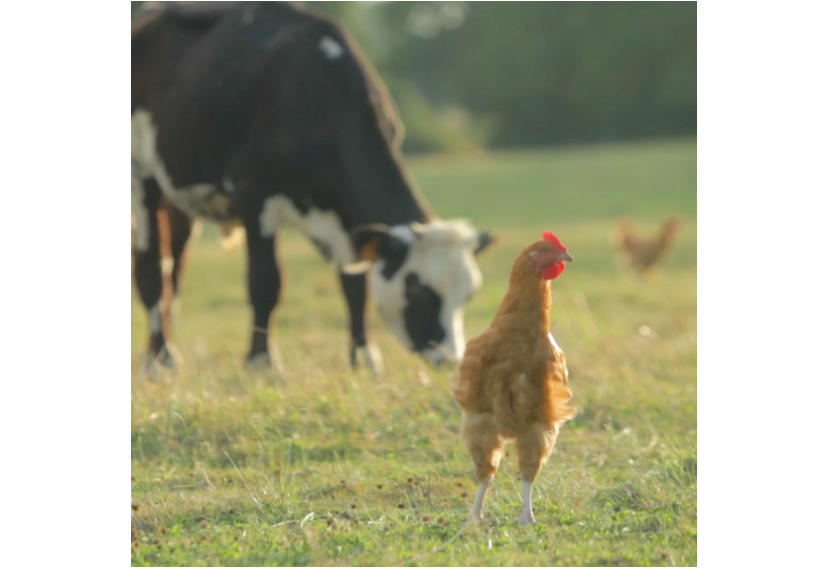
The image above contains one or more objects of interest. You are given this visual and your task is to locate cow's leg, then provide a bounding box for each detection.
[167,202,193,298]
[159,201,193,341]
[132,178,175,369]
[338,270,384,374]
[242,206,281,368]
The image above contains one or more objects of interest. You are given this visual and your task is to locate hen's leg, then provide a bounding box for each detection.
[515,424,558,524]
[516,480,536,525]
[461,412,503,525]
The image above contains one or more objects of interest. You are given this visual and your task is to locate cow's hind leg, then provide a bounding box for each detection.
[338,270,384,375]
[155,201,193,356]
[166,201,193,300]
[133,178,176,370]
[161,201,193,334]
[241,203,282,369]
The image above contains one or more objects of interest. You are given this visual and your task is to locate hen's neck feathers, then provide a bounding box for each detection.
[491,244,552,334]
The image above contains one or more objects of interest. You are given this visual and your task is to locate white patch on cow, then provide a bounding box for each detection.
[132,108,175,197]
[148,304,162,335]
[369,219,483,362]
[131,108,158,177]
[356,343,385,376]
[222,178,235,193]
[259,197,282,237]
[319,36,344,59]
[259,196,358,265]
[161,256,174,277]
[389,224,417,245]
[372,279,410,348]
[132,108,234,221]
[131,169,150,251]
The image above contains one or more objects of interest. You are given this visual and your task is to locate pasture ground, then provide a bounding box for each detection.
[131,138,697,566]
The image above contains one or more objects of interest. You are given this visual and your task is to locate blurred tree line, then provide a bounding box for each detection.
[132,1,696,154]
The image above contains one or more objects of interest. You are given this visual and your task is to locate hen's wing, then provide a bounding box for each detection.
[539,332,576,427]
[452,328,492,413]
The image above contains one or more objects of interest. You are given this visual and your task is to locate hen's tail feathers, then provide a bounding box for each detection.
[514,374,576,426]
[661,216,683,242]
[550,382,577,423]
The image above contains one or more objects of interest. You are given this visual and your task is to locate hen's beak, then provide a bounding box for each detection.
[559,251,574,263]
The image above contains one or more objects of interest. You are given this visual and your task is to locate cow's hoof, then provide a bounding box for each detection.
[353,344,385,376]
[246,341,287,380]
[140,346,178,381]
[157,345,179,368]
[245,351,272,370]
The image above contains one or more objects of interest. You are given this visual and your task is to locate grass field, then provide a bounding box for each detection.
[131,137,697,566]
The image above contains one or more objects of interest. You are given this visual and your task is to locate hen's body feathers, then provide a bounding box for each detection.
[452,237,575,524]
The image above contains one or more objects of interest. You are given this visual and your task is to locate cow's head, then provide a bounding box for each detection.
[350,220,495,365]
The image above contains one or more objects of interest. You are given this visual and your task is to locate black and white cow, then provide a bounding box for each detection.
[131,2,493,372]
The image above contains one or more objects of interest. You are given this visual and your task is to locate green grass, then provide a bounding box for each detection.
[131,138,697,566]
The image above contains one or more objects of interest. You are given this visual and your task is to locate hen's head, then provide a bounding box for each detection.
[527,231,573,280]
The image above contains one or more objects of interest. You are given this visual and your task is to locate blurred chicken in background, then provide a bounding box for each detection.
[613,216,682,274]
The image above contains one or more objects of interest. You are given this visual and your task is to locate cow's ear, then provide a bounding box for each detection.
[350,224,393,262]
[474,230,497,256]
[349,224,411,279]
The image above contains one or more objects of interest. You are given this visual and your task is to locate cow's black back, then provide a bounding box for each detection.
[132,1,426,228]
[131,2,488,371]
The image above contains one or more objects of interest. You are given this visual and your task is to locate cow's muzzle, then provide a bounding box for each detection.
[423,343,461,367]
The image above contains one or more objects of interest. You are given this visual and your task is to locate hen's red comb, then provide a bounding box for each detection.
[542,231,566,250]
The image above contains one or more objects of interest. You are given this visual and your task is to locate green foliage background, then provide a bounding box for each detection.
[131,1,696,153]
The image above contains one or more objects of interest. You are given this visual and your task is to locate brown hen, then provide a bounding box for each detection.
[613,216,682,274]
[452,231,575,525]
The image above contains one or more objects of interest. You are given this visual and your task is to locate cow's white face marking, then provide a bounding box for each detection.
[369,220,483,364]
[319,36,344,59]
[259,195,358,265]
